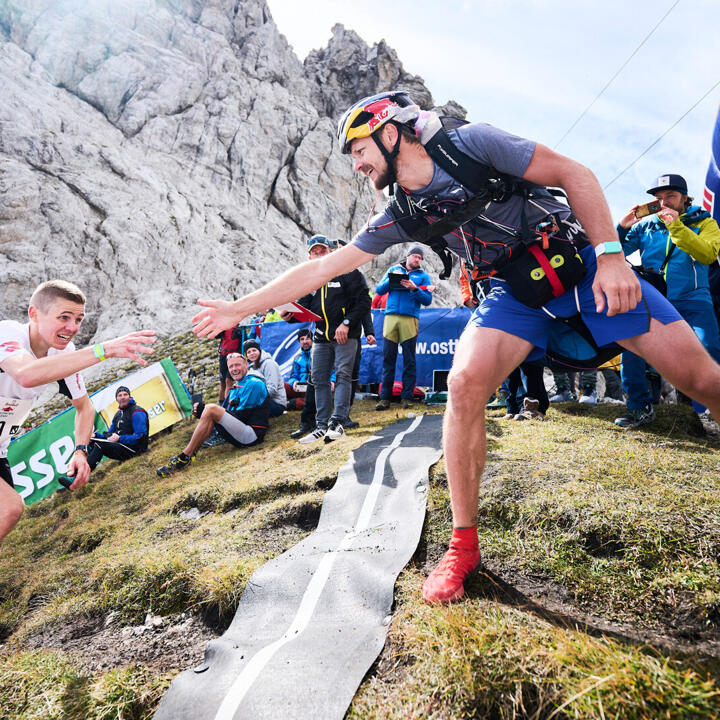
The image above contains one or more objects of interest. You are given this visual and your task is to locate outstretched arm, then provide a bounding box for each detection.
[523,143,641,316]
[193,243,377,338]
[0,331,157,388]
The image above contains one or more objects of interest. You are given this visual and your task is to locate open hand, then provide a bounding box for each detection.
[192,299,240,338]
[105,331,157,366]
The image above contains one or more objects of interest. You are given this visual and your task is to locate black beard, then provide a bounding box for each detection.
[370,158,393,190]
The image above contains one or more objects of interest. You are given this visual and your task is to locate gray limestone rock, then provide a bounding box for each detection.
[0,0,461,344]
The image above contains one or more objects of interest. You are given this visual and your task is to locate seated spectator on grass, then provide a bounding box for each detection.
[156,353,269,477]
[217,323,243,404]
[87,386,148,470]
[244,339,286,417]
[285,328,313,412]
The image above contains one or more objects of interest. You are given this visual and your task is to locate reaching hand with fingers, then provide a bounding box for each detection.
[103,330,157,366]
[192,299,241,338]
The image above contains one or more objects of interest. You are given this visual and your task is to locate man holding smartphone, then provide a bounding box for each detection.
[616,173,720,426]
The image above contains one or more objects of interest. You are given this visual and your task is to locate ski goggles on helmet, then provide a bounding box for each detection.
[337,91,420,154]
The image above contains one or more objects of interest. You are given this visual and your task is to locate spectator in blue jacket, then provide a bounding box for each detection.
[375,246,434,409]
[156,353,269,476]
[87,386,149,470]
[616,173,720,427]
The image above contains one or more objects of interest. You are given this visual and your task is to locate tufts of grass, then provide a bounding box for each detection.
[3,384,719,719]
[465,403,720,629]
[349,580,720,719]
[0,651,169,720]
[98,559,196,623]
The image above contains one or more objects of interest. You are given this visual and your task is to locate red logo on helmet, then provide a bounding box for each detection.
[366,98,394,132]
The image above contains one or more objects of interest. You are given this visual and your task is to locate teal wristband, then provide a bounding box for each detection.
[92,343,106,361]
[594,241,623,258]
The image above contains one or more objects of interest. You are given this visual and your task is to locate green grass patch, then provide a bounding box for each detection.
[2,374,719,719]
[0,650,169,720]
[349,579,720,719]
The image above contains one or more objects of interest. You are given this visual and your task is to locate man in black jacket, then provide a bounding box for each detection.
[284,235,371,443]
[87,386,149,470]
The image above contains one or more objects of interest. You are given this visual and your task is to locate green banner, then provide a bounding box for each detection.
[7,357,190,505]
[161,357,193,416]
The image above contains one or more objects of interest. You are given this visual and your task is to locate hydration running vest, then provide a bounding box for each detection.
[381,115,621,368]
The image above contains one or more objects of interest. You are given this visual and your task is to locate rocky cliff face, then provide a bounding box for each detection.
[0,0,464,341]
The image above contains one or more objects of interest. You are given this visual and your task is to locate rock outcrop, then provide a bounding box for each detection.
[0,0,465,341]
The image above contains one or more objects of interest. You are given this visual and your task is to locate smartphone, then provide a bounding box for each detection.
[634,201,661,219]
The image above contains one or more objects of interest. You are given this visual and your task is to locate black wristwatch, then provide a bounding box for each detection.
[74,444,89,455]
[342,318,350,326]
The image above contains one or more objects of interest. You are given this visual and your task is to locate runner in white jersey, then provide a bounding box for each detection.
[0,280,156,544]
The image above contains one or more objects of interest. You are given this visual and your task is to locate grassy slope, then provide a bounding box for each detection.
[1,338,719,719]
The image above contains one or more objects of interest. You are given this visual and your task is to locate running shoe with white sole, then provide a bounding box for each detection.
[614,405,655,428]
[298,426,327,444]
[324,420,345,443]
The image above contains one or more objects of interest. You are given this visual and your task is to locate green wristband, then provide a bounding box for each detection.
[93,343,106,361]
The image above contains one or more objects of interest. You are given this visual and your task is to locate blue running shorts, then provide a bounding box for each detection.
[471,246,682,361]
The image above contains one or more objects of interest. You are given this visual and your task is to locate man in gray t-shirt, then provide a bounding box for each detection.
[192,91,720,605]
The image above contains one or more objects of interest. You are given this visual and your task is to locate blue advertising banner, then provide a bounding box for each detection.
[259,308,471,387]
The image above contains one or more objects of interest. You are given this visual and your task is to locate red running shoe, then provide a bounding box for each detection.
[422,544,480,603]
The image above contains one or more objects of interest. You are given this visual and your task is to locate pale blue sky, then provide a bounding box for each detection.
[266,0,720,219]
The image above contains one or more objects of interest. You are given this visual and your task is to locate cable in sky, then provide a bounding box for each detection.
[554,0,680,150]
[603,78,720,190]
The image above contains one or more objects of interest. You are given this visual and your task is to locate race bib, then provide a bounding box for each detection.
[0,396,33,447]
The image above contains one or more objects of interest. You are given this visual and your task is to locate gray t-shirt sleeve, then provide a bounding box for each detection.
[452,123,536,179]
[350,208,412,255]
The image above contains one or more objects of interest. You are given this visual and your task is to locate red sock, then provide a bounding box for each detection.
[451,525,478,550]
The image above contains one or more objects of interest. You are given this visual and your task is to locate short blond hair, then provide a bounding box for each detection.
[29,280,86,312]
